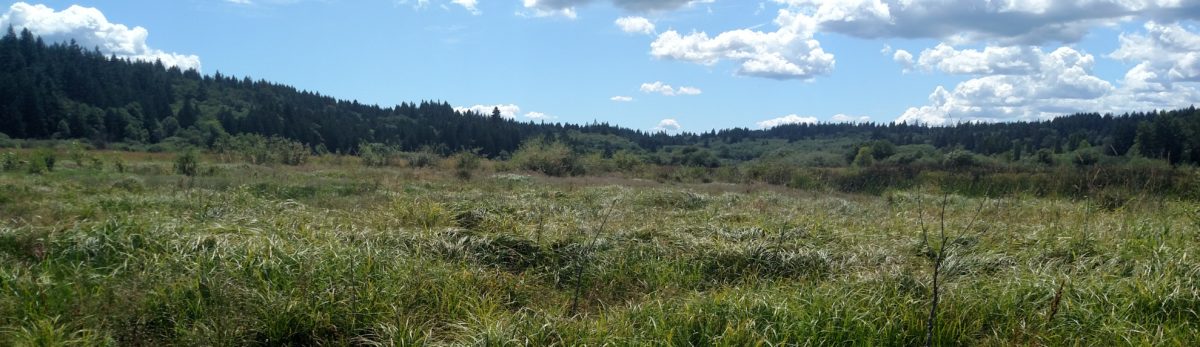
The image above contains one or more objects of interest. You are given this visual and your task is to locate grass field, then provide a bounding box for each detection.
[1,151,1199,345]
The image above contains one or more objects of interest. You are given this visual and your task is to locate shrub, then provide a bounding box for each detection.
[511,137,579,176]
[1072,148,1100,167]
[214,134,309,165]
[174,150,199,176]
[405,149,439,168]
[452,151,482,180]
[272,137,310,166]
[112,157,126,173]
[1036,149,1056,166]
[111,176,145,192]
[612,150,643,171]
[852,147,875,167]
[68,141,88,167]
[0,132,17,148]
[30,149,56,173]
[358,142,392,167]
[1,152,18,171]
[942,149,979,168]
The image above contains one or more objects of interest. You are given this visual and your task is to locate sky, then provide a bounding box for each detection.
[1,0,1198,132]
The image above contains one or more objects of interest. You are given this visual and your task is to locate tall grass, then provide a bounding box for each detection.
[0,152,1197,345]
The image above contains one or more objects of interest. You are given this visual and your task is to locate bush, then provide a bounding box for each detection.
[0,132,17,148]
[1072,148,1101,167]
[405,148,440,168]
[511,137,580,176]
[852,147,875,167]
[214,134,309,165]
[358,142,393,167]
[612,150,643,171]
[30,149,56,173]
[1036,149,1056,166]
[943,149,979,168]
[452,151,482,180]
[174,150,199,176]
[1,152,18,171]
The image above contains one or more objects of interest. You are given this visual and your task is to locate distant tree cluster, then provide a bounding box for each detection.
[2,27,1200,166]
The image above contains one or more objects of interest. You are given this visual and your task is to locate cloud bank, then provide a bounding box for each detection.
[0,2,201,70]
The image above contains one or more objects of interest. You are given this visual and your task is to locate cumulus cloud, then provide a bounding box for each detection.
[892,49,913,71]
[523,0,706,16]
[454,104,523,118]
[615,16,655,34]
[832,114,871,123]
[639,81,702,96]
[1111,21,1200,84]
[524,111,557,120]
[650,9,835,80]
[915,44,1042,75]
[773,0,1200,45]
[654,118,682,132]
[452,0,480,14]
[756,114,818,128]
[395,0,478,14]
[897,45,1121,124]
[610,95,634,102]
[0,2,201,70]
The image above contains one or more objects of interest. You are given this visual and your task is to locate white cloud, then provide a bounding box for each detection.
[454,104,522,118]
[1111,21,1200,84]
[916,44,1041,75]
[892,49,913,71]
[639,81,702,96]
[523,0,708,16]
[610,95,634,102]
[524,111,557,120]
[650,9,835,80]
[756,114,818,128]
[451,0,480,14]
[772,0,1200,45]
[832,114,871,123]
[225,0,254,4]
[615,16,655,34]
[395,0,477,14]
[0,2,201,70]
[654,118,682,132]
[518,7,578,19]
[897,45,1123,125]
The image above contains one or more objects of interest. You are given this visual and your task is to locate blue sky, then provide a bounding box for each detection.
[1,1,1198,132]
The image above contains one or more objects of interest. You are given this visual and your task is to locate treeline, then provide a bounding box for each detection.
[2,27,1200,166]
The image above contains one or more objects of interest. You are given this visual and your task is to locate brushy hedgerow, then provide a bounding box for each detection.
[0,152,1197,345]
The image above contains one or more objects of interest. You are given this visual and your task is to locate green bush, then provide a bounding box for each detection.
[852,147,875,167]
[358,142,393,167]
[1036,149,1056,166]
[612,150,644,171]
[942,149,980,169]
[511,137,580,176]
[30,149,56,173]
[1072,148,1101,167]
[214,134,309,166]
[453,151,482,180]
[405,149,440,168]
[174,150,199,176]
[1,152,18,171]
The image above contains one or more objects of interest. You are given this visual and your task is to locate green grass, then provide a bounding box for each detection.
[0,152,1198,345]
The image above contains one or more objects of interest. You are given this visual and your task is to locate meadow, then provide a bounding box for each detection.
[1,150,1198,346]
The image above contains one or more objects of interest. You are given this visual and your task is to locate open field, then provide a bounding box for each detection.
[2,151,1199,346]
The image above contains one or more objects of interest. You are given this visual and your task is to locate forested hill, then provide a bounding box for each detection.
[2,27,1199,164]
